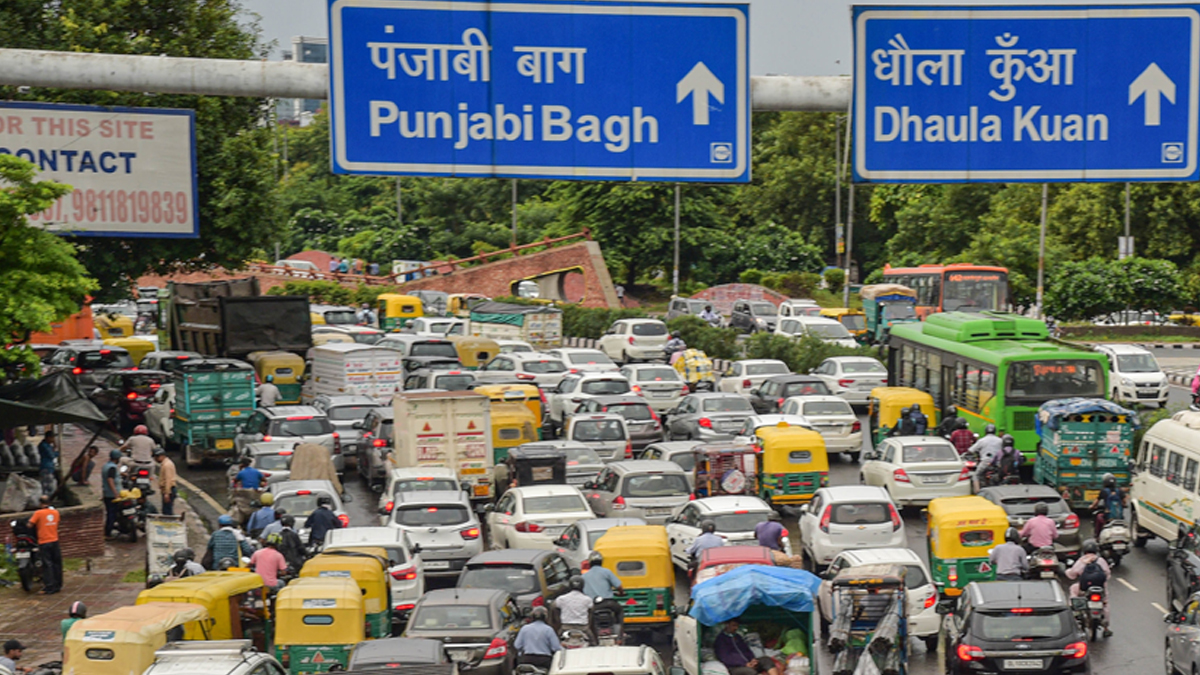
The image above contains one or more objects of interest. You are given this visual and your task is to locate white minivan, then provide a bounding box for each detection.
[1131,411,1200,545]
[1094,344,1169,407]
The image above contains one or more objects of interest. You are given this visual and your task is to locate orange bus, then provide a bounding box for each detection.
[881,264,1009,318]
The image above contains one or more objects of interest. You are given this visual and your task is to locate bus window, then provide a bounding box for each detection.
[1005,360,1103,401]
[979,369,995,408]
[928,352,943,403]
[1150,443,1166,478]
[1186,458,1198,492]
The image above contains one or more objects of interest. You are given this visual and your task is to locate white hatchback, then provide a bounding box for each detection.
[619,364,688,413]
[860,436,972,506]
[597,319,669,363]
[548,348,621,374]
[665,495,791,569]
[718,359,791,395]
[798,486,905,569]
[780,395,862,459]
[324,526,425,621]
[810,356,888,405]
[817,548,941,649]
[776,316,858,349]
[487,485,596,549]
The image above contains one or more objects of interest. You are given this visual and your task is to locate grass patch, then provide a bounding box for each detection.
[122,569,147,584]
[1065,331,1200,343]
[64,558,85,572]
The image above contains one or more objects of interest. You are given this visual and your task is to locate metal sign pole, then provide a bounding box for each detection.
[673,184,681,297]
[1036,184,1048,319]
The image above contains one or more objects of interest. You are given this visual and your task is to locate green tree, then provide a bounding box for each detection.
[1115,257,1182,312]
[1044,258,1123,322]
[0,156,97,377]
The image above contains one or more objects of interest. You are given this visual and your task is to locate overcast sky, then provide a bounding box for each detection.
[239,0,1108,77]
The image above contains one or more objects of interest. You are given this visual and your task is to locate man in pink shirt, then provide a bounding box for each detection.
[249,534,288,590]
[1019,502,1059,551]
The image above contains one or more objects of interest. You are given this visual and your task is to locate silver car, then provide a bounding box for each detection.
[582,460,692,525]
[238,441,296,486]
[563,413,631,463]
[638,441,701,489]
[475,352,570,389]
[386,489,483,577]
[234,406,342,472]
[311,394,383,459]
[552,517,647,569]
[666,393,755,442]
[618,364,688,413]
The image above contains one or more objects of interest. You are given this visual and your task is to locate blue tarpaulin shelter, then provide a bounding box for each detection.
[1035,397,1138,436]
[688,565,823,625]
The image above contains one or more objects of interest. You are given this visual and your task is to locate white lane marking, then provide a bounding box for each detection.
[1153,602,1170,615]
[1117,577,1138,592]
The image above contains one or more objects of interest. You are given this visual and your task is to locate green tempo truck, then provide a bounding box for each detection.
[172,358,256,467]
[1033,397,1137,508]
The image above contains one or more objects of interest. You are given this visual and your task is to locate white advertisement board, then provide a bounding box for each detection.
[0,101,198,237]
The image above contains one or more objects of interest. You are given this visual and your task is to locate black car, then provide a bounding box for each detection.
[44,344,136,393]
[348,637,451,670]
[747,375,831,414]
[941,581,1090,675]
[977,485,1083,560]
[457,549,573,611]
[1168,526,1200,612]
[729,299,779,334]
[88,369,172,434]
[403,588,522,675]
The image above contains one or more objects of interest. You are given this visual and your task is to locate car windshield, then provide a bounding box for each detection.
[632,323,667,336]
[123,373,169,391]
[393,505,469,527]
[256,454,292,471]
[274,492,333,517]
[352,332,384,345]
[581,380,630,395]
[802,400,853,416]
[606,403,653,421]
[323,310,358,325]
[829,502,890,524]
[712,512,768,532]
[274,418,333,436]
[975,610,1072,641]
[523,494,589,514]
[395,478,460,493]
[840,315,866,331]
[572,420,625,441]
[434,374,476,391]
[901,443,959,463]
[622,473,689,498]
[501,344,533,353]
[687,301,708,313]
[460,565,540,595]
[842,361,885,374]
[751,303,776,316]
[327,405,379,421]
[806,323,852,339]
[781,382,831,398]
[411,343,460,359]
[997,495,1069,516]
[562,446,602,465]
[79,351,134,369]
[1116,353,1159,373]
[1007,360,1104,401]
[666,452,695,471]
[745,362,789,376]
[410,605,494,630]
[525,360,567,374]
[568,353,615,366]
[702,397,753,413]
[635,368,679,382]
[902,564,929,588]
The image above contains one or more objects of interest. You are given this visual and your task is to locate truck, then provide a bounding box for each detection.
[164,278,312,360]
[1033,397,1137,508]
[171,358,256,467]
[391,391,495,504]
[860,284,918,344]
[468,301,563,349]
[306,343,404,403]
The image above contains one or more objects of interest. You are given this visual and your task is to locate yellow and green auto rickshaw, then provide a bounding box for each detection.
[103,337,157,365]
[819,308,868,340]
[63,602,212,675]
[868,386,938,446]
[95,313,135,339]
[449,335,501,370]
[755,423,829,505]
[925,495,1009,598]
[299,548,392,638]
[692,442,760,498]
[247,350,306,404]
[591,526,673,639]
[275,577,365,674]
[490,401,539,464]
[376,293,424,331]
[473,383,545,437]
[448,293,490,318]
[135,571,270,648]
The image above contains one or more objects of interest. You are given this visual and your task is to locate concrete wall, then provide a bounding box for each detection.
[6,487,106,559]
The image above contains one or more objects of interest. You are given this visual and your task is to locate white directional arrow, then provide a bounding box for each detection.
[1129,62,1176,126]
[676,62,725,126]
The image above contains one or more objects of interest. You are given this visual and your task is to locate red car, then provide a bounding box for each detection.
[692,544,776,587]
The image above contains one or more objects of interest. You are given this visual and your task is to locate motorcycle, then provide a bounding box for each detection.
[591,600,625,646]
[10,518,41,593]
[1096,518,1131,567]
[1027,545,1064,580]
[560,627,591,650]
[119,466,155,532]
[1073,585,1110,641]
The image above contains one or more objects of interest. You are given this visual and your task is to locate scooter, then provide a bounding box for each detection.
[10,518,41,593]
[1096,518,1131,568]
[1073,585,1110,641]
[1027,545,1064,580]
[591,600,625,646]
[560,627,591,649]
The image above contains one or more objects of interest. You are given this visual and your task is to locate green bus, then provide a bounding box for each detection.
[887,312,1109,458]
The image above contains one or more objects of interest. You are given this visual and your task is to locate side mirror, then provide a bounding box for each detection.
[583,482,597,490]
[224,458,234,467]
[799,504,810,514]
[352,421,363,430]
[749,389,759,397]
[411,543,422,554]
[553,536,566,546]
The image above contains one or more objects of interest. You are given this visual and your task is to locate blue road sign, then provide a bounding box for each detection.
[328,0,749,182]
[853,5,1200,182]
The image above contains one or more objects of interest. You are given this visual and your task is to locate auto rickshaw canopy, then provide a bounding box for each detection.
[448,335,501,369]
[869,387,938,431]
[136,571,267,641]
[926,495,1010,559]
[592,525,673,589]
[755,424,828,474]
[64,602,211,675]
[103,337,156,364]
[300,548,391,616]
[274,577,366,645]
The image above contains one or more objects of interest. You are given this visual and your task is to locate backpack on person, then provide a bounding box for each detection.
[1104,488,1125,520]
[1079,559,1107,589]
[998,448,1020,476]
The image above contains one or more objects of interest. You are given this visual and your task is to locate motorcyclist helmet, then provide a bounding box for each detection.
[260,492,274,506]
[153,447,166,457]
[671,331,681,339]
[1034,502,1049,516]
[110,449,123,460]
[218,514,234,527]
[700,519,717,534]
[587,551,604,567]
[1001,434,1015,447]
[985,423,997,435]
[956,418,969,430]
[265,533,283,547]
[146,574,164,588]
[133,425,149,436]
[1102,473,1116,488]
[281,515,296,528]
[317,495,333,508]
[1005,527,1020,543]
[173,548,195,564]
[1082,539,1098,555]
[265,375,274,383]
[69,601,88,618]
[705,305,713,311]
[530,606,549,622]
[569,575,585,591]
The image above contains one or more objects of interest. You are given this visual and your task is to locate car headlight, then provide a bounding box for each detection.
[1121,378,1134,387]
[755,318,766,326]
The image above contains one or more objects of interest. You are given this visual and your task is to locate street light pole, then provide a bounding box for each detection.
[834,116,842,268]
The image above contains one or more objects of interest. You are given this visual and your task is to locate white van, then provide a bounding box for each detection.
[1094,344,1169,407]
[777,298,823,319]
[1131,411,1200,545]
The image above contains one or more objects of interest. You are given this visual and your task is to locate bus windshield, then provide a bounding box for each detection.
[942,271,1008,312]
[1006,360,1104,401]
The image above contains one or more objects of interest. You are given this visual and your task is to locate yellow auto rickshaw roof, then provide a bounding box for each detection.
[136,571,265,607]
[246,350,305,366]
[926,495,1010,525]
[102,336,152,347]
[301,548,390,580]
[377,293,422,303]
[66,602,210,644]
[593,525,670,556]
[755,424,826,445]
[312,333,355,345]
[491,401,538,423]
[274,578,366,644]
[95,314,134,328]
[818,308,853,318]
[448,335,499,348]
[870,386,935,404]
[474,383,541,399]
[275,577,365,609]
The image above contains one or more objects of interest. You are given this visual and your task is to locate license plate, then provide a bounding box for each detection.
[567,476,588,484]
[424,560,450,569]
[1003,659,1043,670]
[123,508,137,516]
[651,391,674,398]
[1112,543,1127,550]
[448,649,473,662]
[1088,601,1104,609]
[644,508,672,516]
[543,526,565,535]
[15,552,29,560]
[1040,571,1055,579]
[215,439,234,450]
[461,467,486,475]
[473,485,490,497]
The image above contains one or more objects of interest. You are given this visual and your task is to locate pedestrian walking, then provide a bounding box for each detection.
[102,449,122,538]
[154,448,177,516]
[29,495,63,595]
[329,257,340,273]
[37,429,58,497]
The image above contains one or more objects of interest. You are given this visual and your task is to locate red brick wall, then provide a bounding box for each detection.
[691,284,790,316]
[6,493,106,559]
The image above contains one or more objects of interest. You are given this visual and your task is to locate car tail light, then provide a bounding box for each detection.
[624,441,632,459]
[819,505,832,533]
[72,367,83,375]
[279,450,293,456]
[100,349,111,355]
[698,418,713,428]
[948,565,958,585]
[126,392,139,400]
[613,496,626,510]
[893,468,910,483]
[337,514,350,527]
[149,382,161,390]
[631,384,642,393]
[516,372,536,380]
[1065,513,1079,529]
[538,388,548,406]
[332,432,342,455]
[373,438,386,447]
[394,603,415,613]
[384,501,394,513]
[628,336,635,345]
[958,466,971,482]
[956,644,984,662]
[688,493,696,501]
[838,379,855,388]
[390,566,417,581]
[742,379,752,389]
[923,593,937,609]
[169,408,175,414]
[531,595,545,606]
[514,521,543,533]
[569,368,579,374]
[460,526,481,540]
[296,490,312,495]
[484,637,508,660]
[1064,641,1088,660]
[851,420,861,433]
[888,504,902,531]
[176,355,191,360]
[776,398,784,407]
[286,415,313,421]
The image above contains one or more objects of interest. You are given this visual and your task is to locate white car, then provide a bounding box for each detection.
[777,299,822,319]
[144,383,175,447]
[268,480,348,542]
[780,395,862,459]
[618,364,688,413]
[597,319,669,363]
[552,516,648,570]
[497,339,534,354]
[732,414,812,443]
[548,348,621,374]
[810,357,888,405]
[385,488,483,577]
[665,495,791,569]
[718,359,791,395]
[549,645,665,675]
[377,466,463,523]
[325,526,425,621]
[144,641,282,675]
[475,352,570,388]
[410,317,467,337]
[860,436,971,506]
[817,548,940,650]
[1094,343,1169,406]
[487,485,596,549]
[546,372,633,425]
[776,316,858,349]
[798,486,905,570]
